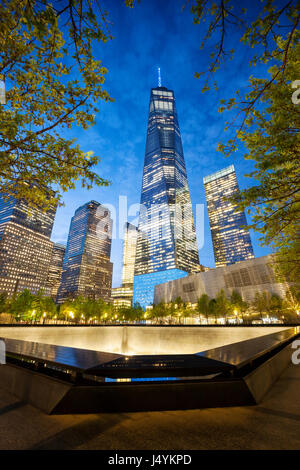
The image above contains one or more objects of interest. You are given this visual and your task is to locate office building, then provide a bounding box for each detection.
[57,201,113,303]
[48,243,65,301]
[0,194,56,296]
[133,85,201,308]
[154,255,289,305]
[111,286,133,309]
[122,222,138,287]
[112,222,138,308]
[203,165,254,268]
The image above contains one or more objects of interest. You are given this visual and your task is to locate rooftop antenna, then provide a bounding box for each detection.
[158,67,162,87]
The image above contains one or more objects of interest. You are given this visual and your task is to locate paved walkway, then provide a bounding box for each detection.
[0,363,299,450]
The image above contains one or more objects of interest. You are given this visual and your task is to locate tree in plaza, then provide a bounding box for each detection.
[59,295,109,323]
[43,297,57,319]
[230,290,249,323]
[115,303,140,323]
[181,303,195,324]
[215,289,231,324]
[174,296,183,307]
[208,298,217,324]
[151,302,168,324]
[174,296,185,324]
[76,297,96,322]
[252,291,272,321]
[168,301,177,324]
[59,298,76,322]
[283,286,300,322]
[0,0,116,211]
[177,300,187,324]
[252,292,264,321]
[97,297,109,320]
[269,293,283,320]
[32,290,57,321]
[116,306,131,323]
[130,303,144,323]
[9,288,34,321]
[196,293,210,324]
[0,292,9,313]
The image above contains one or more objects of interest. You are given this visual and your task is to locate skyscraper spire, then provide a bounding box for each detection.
[158,67,161,87]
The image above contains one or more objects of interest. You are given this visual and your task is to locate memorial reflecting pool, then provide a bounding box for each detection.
[0,325,289,355]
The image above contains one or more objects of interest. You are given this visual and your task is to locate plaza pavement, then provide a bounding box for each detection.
[0,363,299,450]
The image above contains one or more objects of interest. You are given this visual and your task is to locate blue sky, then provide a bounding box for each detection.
[51,0,273,287]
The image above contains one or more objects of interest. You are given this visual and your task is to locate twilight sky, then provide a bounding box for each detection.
[51,0,273,287]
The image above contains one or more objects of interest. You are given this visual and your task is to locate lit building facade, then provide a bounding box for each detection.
[112,222,138,308]
[0,195,56,296]
[154,255,290,305]
[111,286,133,308]
[122,222,138,287]
[57,201,113,303]
[133,86,201,308]
[48,243,65,301]
[203,165,254,268]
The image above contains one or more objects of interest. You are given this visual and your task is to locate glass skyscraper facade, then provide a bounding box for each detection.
[133,86,201,308]
[122,222,138,287]
[48,243,65,301]
[203,165,254,268]
[57,201,113,303]
[111,222,138,308]
[0,195,56,296]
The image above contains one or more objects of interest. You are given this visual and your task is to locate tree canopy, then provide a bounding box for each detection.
[1,0,299,279]
[187,0,300,282]
[232,41,300,282]
[0,0,114,210]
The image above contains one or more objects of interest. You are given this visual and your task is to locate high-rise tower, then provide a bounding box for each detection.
[122,222,138,287]
[0,194,56,296]
[48,243,66,301]
[133,86,200,308]
[203,165,254,267]
[57,201,113,303]
[111,222,138,308]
